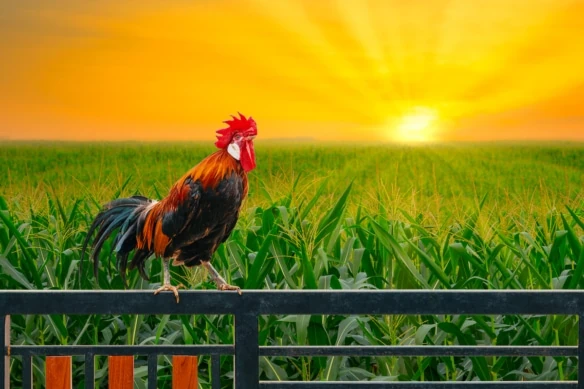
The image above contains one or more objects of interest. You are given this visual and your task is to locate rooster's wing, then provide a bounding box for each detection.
[161,176,202,240]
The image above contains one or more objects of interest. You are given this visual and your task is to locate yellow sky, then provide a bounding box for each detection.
[1,0,583,142]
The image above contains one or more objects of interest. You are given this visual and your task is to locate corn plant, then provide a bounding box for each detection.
[1,142,583,387]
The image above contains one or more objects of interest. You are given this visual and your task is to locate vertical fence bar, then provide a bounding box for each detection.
[212,354,221,389]
[148,354,157,388]
[235,313,259,389]
[84,353,94,389]
[21,356,32,389]
[0,315,9,389]
[580,314,584,389]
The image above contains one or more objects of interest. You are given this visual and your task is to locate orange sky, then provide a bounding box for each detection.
[1,0,583,142]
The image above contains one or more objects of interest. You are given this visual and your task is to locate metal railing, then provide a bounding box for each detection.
[0,290,583,388]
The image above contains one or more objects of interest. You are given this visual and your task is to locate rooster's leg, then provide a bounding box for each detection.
[202,261,242,295]
[153,258,184,303]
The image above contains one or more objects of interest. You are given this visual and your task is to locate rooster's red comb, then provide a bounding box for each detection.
[215,113,257,149]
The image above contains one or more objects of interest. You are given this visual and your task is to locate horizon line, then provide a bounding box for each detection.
[1,138,583,145]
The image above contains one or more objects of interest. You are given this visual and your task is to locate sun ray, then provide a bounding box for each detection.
[249,0,383,119]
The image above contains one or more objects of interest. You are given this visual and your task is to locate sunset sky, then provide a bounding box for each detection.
[1,0,583,142]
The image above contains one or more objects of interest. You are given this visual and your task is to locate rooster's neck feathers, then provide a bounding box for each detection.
[165,149,248,209]
[184,149,244,189]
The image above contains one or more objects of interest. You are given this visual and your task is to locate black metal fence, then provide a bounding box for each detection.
[1,290,583,388]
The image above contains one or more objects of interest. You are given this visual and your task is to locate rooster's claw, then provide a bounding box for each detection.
[218,283,242,295]
[154,283,184,303]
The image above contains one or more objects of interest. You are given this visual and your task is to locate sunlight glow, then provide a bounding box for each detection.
[395,107,438,143]
[1,0,584,141]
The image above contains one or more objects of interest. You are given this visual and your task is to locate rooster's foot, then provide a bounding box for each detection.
[217,282,242,295]
[153,283,185,303]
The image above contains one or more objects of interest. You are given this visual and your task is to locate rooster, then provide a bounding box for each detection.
[81,113,257,302]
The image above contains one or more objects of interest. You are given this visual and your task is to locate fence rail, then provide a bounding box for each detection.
[1,290,583,388]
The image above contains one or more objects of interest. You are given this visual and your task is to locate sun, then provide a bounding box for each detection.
[394,107,438,143]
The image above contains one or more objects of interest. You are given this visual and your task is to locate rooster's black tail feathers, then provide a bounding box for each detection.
[80,195,155,284]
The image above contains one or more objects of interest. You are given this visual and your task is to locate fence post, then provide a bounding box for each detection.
[0,315,9,389]
[234,312,259,389]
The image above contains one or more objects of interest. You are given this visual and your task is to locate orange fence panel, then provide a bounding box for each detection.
[108,356,134,389]
[172,356,198,389]
[46,356,72,389]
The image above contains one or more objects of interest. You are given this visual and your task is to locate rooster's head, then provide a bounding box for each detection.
[215,113,257,172]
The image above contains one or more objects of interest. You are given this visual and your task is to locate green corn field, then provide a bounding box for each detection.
[1,141,584,387]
